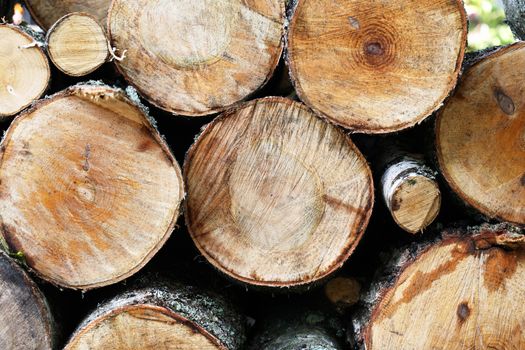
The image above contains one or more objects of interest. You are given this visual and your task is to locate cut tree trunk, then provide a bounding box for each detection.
[107,0,285,116]
[502,0,525,40]
[64,280,246,350]
[0,83,184,290]
[184,97,373,288]
[0,252,57,349]
[353,223,525,349]
[436,42,525,225]
[24,0,110,30]
[380,153,440,234]
[286,0,467,133]
[324,277,361,313]
[0,23,49,117]
[46,13,109,77]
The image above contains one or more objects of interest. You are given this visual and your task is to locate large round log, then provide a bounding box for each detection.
[64,281,246,350]
[0,84,184,290]
[108,0,285,116]
[287,0,467,133]
[354,224,525,349]
[185,98,373,287]
[436,43,525,225]
[24,0,110,30]
[0,24,49,117]
[0,252,57,349]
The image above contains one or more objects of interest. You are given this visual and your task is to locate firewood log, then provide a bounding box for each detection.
[286,0,467,133]
[324,277,361,313]
[0,23,49,117]
[64,280,246,350]
[436,42,525,225]
[502,0,525,40]
[353,223,525,349]
[24,0,110,30]
[46,13,109,77]
[184,97,373,288]
[107,0,285,116]
[0,83,184,290]
[0,252,57,349]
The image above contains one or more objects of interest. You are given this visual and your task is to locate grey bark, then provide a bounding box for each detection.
[503,0,525,40]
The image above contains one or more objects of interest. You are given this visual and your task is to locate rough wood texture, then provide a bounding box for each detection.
[356,224,525,349]
[0,83,184,290]
[25,0,110,30]
[46,13,109,76]
[65,281,246,350]
[287,0,467,133]
[0,24,49,117]
[0,252,57,349]
[108,0,285,116]
[436,42,525,225]
[381,155,440,234]
[185,98,373,287]
[502,0,525,40]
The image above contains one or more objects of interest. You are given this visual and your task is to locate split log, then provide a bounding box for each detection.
[24,0,110,30]
[248,307,344,350]
[46,13,109,77]
[286,0,467,133]
[0,23,49,117]
[108,0,285,116]
[502,0,525,40]
[353,223,525,349]
[0,252,57,349]
[185,98,373,287]
[0,83,184,290]
[436,42,525,225]
[64,281,246,350]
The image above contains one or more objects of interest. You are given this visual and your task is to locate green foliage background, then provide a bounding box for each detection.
[465,0,515,51]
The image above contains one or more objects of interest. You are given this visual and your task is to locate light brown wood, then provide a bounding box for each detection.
[381,157,441,234]
[436,43,525,225]
[325,277,361,311]
[363,225,525,349]
[47,13,109,76]
[0,252,56,349]
[0,24,49,117]
[185,98,373,287]
[108,0,284,116]
[287,0,467,133]
[0,84,184,290]
[25,0,110,30]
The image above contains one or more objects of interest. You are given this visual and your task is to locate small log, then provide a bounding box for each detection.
[381,154,440,234]
[436,42,525,225]
[354,223,525,349]
[0,252,57,349]
[502,0,525,40]
[0,23,49,117]
[64,280,246,350]
[248,307,344,350]
[24,0,110,30]
[108,0,285,116]
[286,0,467,133]
[0,83,184,290]
[185,97,373,287]
[324,277,361,313]
[46,13,109,77]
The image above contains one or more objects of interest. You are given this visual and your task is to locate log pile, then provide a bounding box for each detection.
[0,1,523,349]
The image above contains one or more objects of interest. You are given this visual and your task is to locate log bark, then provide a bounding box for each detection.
[0,251,57,349]
[286,0,467,133]
[64,280,246,350]
[436,42,525,225]
[46,13,109,77]
[0,83,184,290]
[184,97,373,288]
[248,307,344,350]
[502,0,525,40]
[24,0,110,30]
[353,223,525,349]
[107,0,285,116]
[0,23,49,117]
